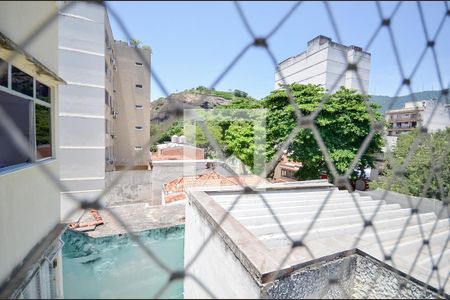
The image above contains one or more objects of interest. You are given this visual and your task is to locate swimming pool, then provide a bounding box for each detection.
[62,225,184,299]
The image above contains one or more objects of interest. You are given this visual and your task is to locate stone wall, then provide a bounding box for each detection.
[262,252,442,299]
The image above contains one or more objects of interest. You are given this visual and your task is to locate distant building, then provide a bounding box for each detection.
[110,38,151,170]
[152,136,205,161]
[275,35,371,94]
[273,154,302,182]
[385,99,450,137]
[0,2,65,298]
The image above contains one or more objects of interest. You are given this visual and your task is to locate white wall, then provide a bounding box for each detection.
[184,200,261,298]
[0,1,59,74]
[57,1,106,221]
[0,1,62,287]
[0,162,61,285]
[275,37,370,94]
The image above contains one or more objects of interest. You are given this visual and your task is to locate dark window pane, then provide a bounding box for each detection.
[0,90,31,168]
[0,59,7,87]
[12,66,33,97]
[35,104,52,159]
[36,80,50,103]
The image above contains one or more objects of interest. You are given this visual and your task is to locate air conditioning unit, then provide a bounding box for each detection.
[113,65,117,71]
[113,111,119,119]
[111,133,116,139]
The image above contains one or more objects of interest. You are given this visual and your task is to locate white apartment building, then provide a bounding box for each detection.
[58,2,108,221]
[386,99,450,136]
[275,35,371,94]
[0,2,65,298]
[58,2,151,220]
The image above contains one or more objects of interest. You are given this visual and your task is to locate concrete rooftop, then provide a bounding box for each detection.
[188,180,449,294]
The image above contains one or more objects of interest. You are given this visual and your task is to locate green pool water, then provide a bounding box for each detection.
[62,226,184,299]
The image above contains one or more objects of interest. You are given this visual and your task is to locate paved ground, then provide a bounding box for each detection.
[75,202,185,238]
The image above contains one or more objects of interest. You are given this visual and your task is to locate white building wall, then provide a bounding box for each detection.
[57,1,106,221]
[422,101,450,132]
[0,1,61,287]
[275,36,371,94]
[184,199,261,298]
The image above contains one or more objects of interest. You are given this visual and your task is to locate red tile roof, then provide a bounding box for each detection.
[163,171,267,196]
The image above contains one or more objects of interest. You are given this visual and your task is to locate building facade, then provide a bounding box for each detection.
[58,2,151,220]
[275,35,371,94]
[386,99,450,136]
[0,2,65,298]
[112,39,151,170]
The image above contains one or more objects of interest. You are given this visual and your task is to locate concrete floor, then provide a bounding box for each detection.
[76,202,185,238]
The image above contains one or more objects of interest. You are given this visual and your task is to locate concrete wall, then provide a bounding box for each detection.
[0,162,60,286]
[0,1,59,74]
[184,198,261,298]
[159,146,205,160]
[104,170,152,206]
[275,36,370,94]
[113,42,151,167]
[357,188,449,219]
[57,1,106,221]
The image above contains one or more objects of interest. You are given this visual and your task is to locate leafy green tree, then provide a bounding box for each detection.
[370,128,450,200]
[262,84,383,180]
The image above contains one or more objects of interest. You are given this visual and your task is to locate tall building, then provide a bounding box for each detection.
[0,2,65,298]
[275,35,371,94]
[111,39,151,170]
[386,99,450,136]
[58,2,151,219]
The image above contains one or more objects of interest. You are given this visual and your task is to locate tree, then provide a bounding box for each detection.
[263,84,383,180]
[370,128,450,200]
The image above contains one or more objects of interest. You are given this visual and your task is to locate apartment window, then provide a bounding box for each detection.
[134,146,143,150]
[135,62,143,66]
[36,80,50,103]
[412,121,417,128]
[135,84,143,88]
[135,125,143,130]
[0,90,31,168]
[35,105,52,159]
[135,104,143,110]
[12,66,33,97]
[0,59,7,87]
[105,90,109,105]
[0,61,53,169]
[281,168,296,179]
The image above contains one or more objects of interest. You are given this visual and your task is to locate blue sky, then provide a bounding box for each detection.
[108,1,450,101]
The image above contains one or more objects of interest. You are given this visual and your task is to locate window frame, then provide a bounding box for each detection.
[0,60,54,171]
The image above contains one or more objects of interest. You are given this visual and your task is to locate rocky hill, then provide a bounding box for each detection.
[150,92,230,143]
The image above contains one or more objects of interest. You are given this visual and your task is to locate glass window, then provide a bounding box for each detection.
[135,125,143,130]
[0,58,7,87]
[35,104,52,159]
[135,62,143,66]
[135,104,143,109]
[135,84,143,88]
[0,90,31,168]
[134,146,143,150]
[12,66,33,97]
[36,80,50,103]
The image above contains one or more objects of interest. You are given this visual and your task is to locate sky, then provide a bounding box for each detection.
[108,1,450,101]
